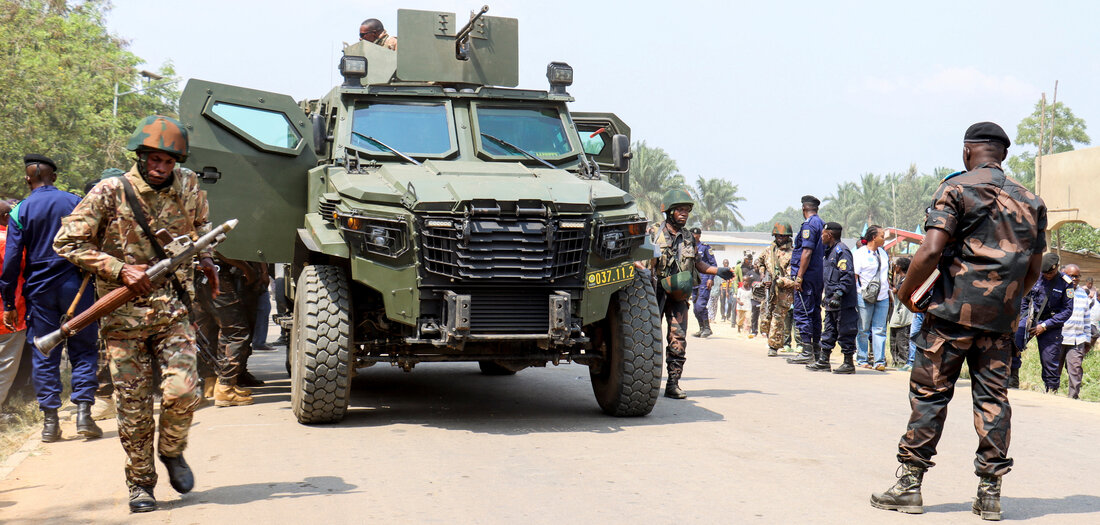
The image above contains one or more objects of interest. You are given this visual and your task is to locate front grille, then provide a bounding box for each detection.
[468,289,550,333]
[318,193,340,222]
[420,215,588,280]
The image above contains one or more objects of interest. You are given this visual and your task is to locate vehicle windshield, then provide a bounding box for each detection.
[351,102,452,155]
[476,106,573,159]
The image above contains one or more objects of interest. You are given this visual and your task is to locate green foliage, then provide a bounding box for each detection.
[814,166,950,236]
[687,176,745,231]
[0,0,180,199]
[1020,339,1100,402]
[750,206,803,232]
[1057,223,1100,253]
[629,140,684,223]
[1006,98,1091,190]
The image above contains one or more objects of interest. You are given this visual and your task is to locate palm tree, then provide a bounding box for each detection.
[629,141,684,222]
[850,173,890,229]
[822,181,861,233]
[687,176,746,231]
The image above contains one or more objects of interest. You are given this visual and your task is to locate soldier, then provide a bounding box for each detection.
[755,222,795,356]
[0,154,101,442]
[1011,252,1073,391]
[812,222,858,373]
[645,189,734,399]
[690,227,716,338]
[871,122,1046,521]
[787,195,826,365]
[54,115,220,513]
[360,18,398,50]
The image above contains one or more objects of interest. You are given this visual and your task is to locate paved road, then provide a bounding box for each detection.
[2,322,1100,524]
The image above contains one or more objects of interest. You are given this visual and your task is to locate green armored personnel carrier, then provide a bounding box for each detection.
[179,7,661,423]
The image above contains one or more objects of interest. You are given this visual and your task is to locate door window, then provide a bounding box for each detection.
[210,102,301,149]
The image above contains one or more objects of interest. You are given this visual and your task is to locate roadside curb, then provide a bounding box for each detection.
[0,431,41,481]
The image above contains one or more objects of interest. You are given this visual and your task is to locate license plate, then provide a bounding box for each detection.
[586,264,635,289]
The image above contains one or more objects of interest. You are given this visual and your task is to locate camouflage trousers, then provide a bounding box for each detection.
[107,321,200,489]
[656,288,690,381]
[760,288,793,349]
[898,315,1013,477]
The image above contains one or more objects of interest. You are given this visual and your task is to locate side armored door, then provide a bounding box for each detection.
[572,112,631,190]
[179,79,318,263]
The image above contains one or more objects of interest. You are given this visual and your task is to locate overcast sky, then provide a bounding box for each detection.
[106,0,1100,226]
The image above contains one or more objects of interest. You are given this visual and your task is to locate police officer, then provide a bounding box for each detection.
[55,116,220,512]
[787,195,826,365]
[647,189,734,399]
[690,227,717,338]
[871,122,1046,520]
[0,154,100,442]
[755,223,795,356]
[812,222,858,373]
[1011,252,1073,391]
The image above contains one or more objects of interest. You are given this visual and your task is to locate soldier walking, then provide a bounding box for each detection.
[812,222,858,373]
[54,116,220,513]
[755,223,794,357]
[871,122,1046,521]
[646,189,734,399]
[787,195,825,365]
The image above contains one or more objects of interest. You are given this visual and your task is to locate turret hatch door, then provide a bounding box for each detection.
[179,79,317,263]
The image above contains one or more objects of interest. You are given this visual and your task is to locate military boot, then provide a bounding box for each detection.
[833,354,856,374]
[767,347,779,357]
[41,408,61,442]
[75,401,103,439]
[214,382,254,407]
[129,484,157,513]
[159,454,195,494]
[972,475,1002,521]
[806,347,831,372]
[1008,368,1020,389]
[699,319,712,338]
[664,374,687,399]
[870,463,926,514]
[202,376,217,399]
[787,343,815,364]
[90,395,116,421]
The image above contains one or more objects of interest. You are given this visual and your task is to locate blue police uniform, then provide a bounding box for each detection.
[0,186,97,411]
[1013,272,1074,391]
[692,241,716,324]
[821,240,858,356]
[791,214,825,347]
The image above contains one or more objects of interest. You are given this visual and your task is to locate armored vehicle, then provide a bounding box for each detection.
[179,7,661,423]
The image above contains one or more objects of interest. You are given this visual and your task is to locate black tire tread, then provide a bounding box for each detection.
[291,265,352,424]
[597,269,663,416]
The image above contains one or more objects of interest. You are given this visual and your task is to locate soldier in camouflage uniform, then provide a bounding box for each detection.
[871,122,1047,521]
[646,189,734,399]
[360,18,398,50]
[755,223,794,356]
[54,116,220,513]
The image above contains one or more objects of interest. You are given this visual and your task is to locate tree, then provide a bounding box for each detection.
[1006,98,1090,190]
[751,206,803,233]
[629,141,684,223]
[0,0,179,198]
[686,176,745,231]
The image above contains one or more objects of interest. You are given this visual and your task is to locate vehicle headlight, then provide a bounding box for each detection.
[595,218,647,260]
[337,213,408,258]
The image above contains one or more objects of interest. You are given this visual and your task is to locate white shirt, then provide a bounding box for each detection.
[854,245,889,302]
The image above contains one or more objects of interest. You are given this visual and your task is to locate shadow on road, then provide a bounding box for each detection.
[162,475,359,509]
[924,494,1100,519]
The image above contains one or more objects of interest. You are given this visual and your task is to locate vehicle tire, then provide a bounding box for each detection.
[290,265,352,424]
[589,268,662,416]
[478,360,518,376]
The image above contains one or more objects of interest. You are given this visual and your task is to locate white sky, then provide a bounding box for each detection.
[105,0,1100,225]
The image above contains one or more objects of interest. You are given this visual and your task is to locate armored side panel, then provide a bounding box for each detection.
[344,41,398,86]
[394,8,519,86]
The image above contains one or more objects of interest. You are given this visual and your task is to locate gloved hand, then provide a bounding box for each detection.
[826,292,843,310]
[716,267,735,280]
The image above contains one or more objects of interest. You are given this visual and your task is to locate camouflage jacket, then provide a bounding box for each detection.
[374,31,398,51]
[923,163,1047,333]
[755,242,795,290]
[54,165,213,337]
[651,221,698,285]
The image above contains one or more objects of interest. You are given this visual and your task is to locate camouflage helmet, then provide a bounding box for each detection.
[661,188,694,214]
[771,222,793,236]
[126,115,189,162]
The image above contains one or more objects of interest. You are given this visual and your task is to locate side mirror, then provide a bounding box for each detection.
[311,113,327,156]
[611,133,631,172]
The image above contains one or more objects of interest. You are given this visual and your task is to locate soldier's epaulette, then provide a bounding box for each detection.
[942,170,966,182]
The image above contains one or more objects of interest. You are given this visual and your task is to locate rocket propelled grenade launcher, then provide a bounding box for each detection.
[33,218,239,356]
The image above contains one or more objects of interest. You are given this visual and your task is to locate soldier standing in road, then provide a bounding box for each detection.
[0,154,101,443]
[1011,252,1073,391]
[871,122,1046,521]
[54,116,220,513]
[690,227,717,338]
[646,189,734,399]
[755,223,794,357]
[360,18,398,50]
[812,222,858,374]
[787,195,826,365]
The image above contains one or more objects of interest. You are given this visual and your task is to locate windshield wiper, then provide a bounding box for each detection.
[351,131,421,166]
[480,133,556,169]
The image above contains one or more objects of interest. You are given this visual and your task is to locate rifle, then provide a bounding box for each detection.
[34,218,238,356]
[1020,287,1048,348]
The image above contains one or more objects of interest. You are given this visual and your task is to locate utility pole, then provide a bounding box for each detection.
[1048,80,1059,155]
[113,70,172,118]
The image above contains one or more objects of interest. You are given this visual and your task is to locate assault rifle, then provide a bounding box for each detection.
[1020,287,1048,348]
[33,218,238,356]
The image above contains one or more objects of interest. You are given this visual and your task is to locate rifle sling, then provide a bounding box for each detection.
[119,176,193,310]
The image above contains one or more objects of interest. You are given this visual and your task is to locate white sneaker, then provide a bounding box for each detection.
[90,396,116,421]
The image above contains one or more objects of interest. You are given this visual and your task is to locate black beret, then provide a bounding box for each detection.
[964,122,1010,148]
[23,154,57,171]
[689,227,702,235]
[1041,252,1059,273]
[801,195,820,207]
[824,221,843,233]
